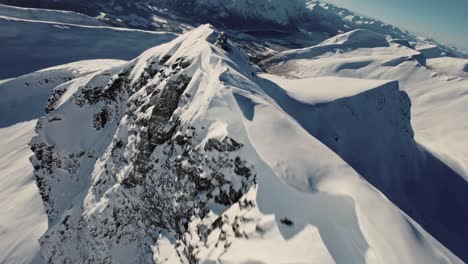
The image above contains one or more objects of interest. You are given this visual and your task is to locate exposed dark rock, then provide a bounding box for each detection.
[215,31,230,51]
[93,107,111,130]
[204,137,243,152]
[280,218,294,226]
[159,54,172,65]
[46,86,68,113]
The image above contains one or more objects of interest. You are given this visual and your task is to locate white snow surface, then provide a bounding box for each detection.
[264,30,468,181]
[259,74,394,104]
[427,57,468,78]
[262,29,468,261]
[227,88,459,263]
[0,120,47,264]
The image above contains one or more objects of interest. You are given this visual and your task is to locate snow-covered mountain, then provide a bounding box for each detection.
[1,1,468,263]
[1,0,466,78]
[261,28,468,261]
[3,0,466,58]
[28,24,462,264]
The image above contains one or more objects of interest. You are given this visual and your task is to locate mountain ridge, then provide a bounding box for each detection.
[0,1,467,263]
[28,24,463,263]
[1,0,466,58]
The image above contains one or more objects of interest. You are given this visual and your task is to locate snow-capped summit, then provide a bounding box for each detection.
[30,24,256,263]
[320,29,390,48]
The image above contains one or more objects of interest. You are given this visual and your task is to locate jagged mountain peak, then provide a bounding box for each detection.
[30,24,259,263]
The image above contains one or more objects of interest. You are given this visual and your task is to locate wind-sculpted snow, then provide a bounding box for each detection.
[262,30,468,182]
[261,30,468,262]
[427,57,468,78]
[29,25,462,263]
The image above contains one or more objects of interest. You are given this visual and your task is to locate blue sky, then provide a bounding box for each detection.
[325,0,468,51]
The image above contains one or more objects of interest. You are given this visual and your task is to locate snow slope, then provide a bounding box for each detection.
[262,29,468,261]
[263,29,468,180]
[427,57,468,78]
[28,24,461,263]
[0,59,130,264]
[0,120,47,264]
[262,29,425,70]
[0,59,127,128]
[232,80,460,264]
[0,5,177,79]
[259,74,397,104]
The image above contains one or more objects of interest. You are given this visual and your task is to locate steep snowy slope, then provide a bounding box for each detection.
[0,120,47,264]
[262,29,468,261]
[0,59,133,264]
[0,6,177,79]
[29,24,461,264]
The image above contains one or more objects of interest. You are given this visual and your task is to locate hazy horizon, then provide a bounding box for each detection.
[325,0,468,52]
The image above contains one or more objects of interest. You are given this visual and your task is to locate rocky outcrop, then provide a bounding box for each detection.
[29,26,258,263]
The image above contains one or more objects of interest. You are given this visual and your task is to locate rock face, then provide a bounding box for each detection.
[30,25,256,263]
